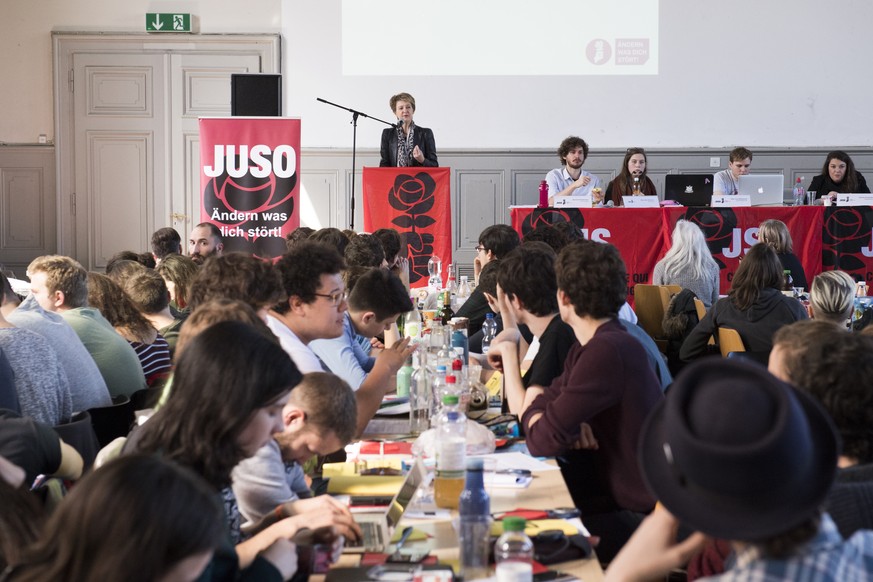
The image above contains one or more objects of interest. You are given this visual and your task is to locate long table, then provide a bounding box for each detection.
[511,205,873,301]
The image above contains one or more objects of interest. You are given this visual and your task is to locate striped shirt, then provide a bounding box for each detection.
[129,334,172,387]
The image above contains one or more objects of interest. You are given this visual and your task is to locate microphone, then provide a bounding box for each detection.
[396,119,404,128]
[604,200,615,208]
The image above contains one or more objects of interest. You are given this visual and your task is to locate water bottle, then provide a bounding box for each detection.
[459,458,491,581]
[427,254,442,290]
[395,356,413,397]
[793,177,806,206]
[455,275,472,310]
[538,180,549,208]
[434,394,466,509]
[409,349,430,435]
[481,312,497,354]
[632,176,642,195]
[430,365,448,417]
[404,300,422,345]
[495,517,534,582]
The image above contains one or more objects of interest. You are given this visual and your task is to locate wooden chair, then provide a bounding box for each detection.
[634,284,682,346]
[693,298,707,321]
[717,327,746,357]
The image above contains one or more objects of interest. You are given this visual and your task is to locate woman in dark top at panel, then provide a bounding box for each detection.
[379,92,438,168]
[605,147,657,206]
[758,219,808,291]
[808,150,870,203]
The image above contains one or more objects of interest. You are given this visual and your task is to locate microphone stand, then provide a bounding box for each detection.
[316,97,396,230]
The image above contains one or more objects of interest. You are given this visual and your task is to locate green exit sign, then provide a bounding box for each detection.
[146,13,191,33]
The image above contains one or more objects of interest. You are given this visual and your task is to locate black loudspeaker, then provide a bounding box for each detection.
[231,74,282,116]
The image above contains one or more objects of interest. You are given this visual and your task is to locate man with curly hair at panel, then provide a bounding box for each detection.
[493,239,663,563]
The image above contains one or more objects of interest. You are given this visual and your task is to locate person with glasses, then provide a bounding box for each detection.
[269,243,414,436]
[605,147,657,206]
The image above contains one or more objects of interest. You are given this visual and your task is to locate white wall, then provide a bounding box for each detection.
[284,0,873,149]
[0,0,281,144]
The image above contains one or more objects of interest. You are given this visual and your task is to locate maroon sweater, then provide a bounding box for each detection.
[521,319,663,513]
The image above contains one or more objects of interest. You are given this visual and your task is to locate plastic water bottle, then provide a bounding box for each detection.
[409,349,430,435]
[481,312,497,354]
[434,394,466,509]
[427,254,442,290]
[495,517,534,582]
[403,301,422,344]
[459,458,491,581]
[632,176,642,195]
[538,180,549,208]
[793,177,806,206]
[395,356,413,397]
[430,365,448,417]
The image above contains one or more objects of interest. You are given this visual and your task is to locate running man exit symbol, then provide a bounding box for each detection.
[146,13,191,33]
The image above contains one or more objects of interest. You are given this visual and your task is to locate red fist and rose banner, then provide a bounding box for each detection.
[199,118,450,287]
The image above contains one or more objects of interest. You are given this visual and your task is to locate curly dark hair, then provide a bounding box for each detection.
[498,244,558,317]
[151,227,182,260]
[309,228,351,256]
[729,243,783,311]
[373,228,403,264]
[557,136,589,165]
[773,320,873,464]
[106,251,155,273]
[522,225,569,253]
[479,224,520,260]
[344,234,386,268]
[348,267,412,320]
[273,242,345,314]
[285,226,314,250]
[556,239,627,319]
[188,252,284,312]
[132,321,301,489]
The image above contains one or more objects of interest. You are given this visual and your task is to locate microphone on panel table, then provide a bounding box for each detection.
[604,200,615,208]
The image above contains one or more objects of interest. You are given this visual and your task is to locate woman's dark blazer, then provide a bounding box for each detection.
[380,126,439,167]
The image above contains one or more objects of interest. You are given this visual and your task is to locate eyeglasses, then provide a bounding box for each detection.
[475,245,486,253]
[313,290,348,307]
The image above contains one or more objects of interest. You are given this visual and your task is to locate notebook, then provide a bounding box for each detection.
[738,174,785,206]
[664,174,714,206]
[342,460,427,553]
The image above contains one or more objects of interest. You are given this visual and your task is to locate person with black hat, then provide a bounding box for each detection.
[605,359,873,581]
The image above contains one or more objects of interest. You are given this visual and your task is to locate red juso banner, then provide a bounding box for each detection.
[362,167,452,288]
[199,117,301,260]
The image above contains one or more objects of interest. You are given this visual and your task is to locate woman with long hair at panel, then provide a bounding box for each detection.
[7,454,225,582]
[680,243,808,361]
[605,147,657,206]
[652,220,720,308]
[758,219,808,291]
[379,92,438,168]
[808,150,870,203]
[127,321,360,581]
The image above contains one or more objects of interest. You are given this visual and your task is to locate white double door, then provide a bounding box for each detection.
[55,34,279,269]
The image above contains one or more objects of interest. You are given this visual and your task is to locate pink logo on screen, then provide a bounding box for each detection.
[586,39,612,65]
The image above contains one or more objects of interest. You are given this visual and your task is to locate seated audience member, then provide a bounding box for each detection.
[309,227,351,256]
[1,274,110,411]
[653,220,720,308]
[128,322,358,579]
[106,250,155,272]
[187,252,284,319]
[460,224,520,336]
[373,227,406,273]
[522,224,569,254]
[758,219,808,290]
[713,146,753,196]
[494,239,663,562]
[0,309,72,426]
[344,233,387,268]
[121,270,186,356]
[155,253,200,313]
[105,259,147,285]
[188,222,224,265]
[545,136,603,206]
[270,243,413,436]
[233,372,357,526]
[809,270,856,327]
[0,408,83,486]
[284,226,314,250]
[151,226,182,265]
[809,150,871,203]
[0,455,44,572]
[174,300,273,360]
[311,268,411,391]
[551,220,585,243]
[606,359,868,582]
[680,243,807,362]
[87,273,171,388]
[0,350,19,413]
[605,147,657,206]
[7,455,224,582]
[27,256,146,398]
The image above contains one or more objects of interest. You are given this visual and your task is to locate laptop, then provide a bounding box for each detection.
[664,174,714,206]
[738,174,785,206]
[342,460,426,553]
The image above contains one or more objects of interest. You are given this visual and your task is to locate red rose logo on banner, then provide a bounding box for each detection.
[363,167,451,288]
[823,206,873,280]
[199,118,301,260]
[519,208,586,236]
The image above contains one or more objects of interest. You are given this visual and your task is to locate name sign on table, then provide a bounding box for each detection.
[712,195,752,207]
[621,195,660,208]
[836,193,873,206]
[554,195,592,208]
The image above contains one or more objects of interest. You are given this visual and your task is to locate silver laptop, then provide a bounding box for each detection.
[342,460,426,553]
[738,174,785,206]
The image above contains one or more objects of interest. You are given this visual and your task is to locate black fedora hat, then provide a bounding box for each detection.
[639,359,839,541]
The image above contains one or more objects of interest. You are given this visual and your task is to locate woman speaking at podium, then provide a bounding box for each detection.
[379,92,439,167]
